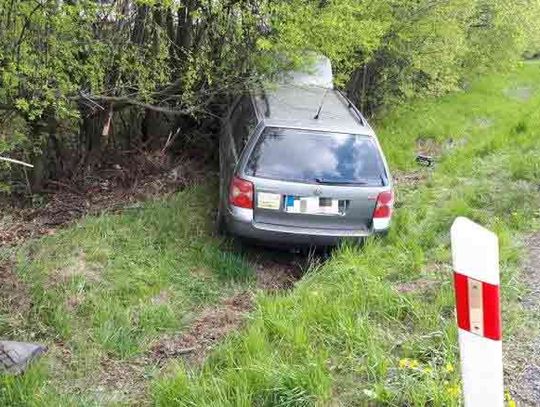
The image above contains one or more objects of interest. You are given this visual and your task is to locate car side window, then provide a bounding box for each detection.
[230,96,257,154]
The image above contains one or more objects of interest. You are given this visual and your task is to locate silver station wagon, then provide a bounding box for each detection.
[217,56,393,246]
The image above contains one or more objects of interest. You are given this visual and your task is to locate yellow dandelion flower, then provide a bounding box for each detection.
[505,391,516,407]
[399,358,419,369]
[445,363,454,373]
[446,384,461,398]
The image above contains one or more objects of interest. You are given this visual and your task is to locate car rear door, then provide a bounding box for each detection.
[221,96,262,213]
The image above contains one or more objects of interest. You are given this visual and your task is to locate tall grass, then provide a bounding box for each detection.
[2,62,539,406]
[0,185,254,405]
[152,62,540,406]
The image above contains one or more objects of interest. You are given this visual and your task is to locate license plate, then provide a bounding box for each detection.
[257,192,281,210]
[285,196,341,215]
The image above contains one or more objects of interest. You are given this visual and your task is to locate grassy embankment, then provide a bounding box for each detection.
[2,61,540,406]
[0,188,253,405]
[152,62,540,406]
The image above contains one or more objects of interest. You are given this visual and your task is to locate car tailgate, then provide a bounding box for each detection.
[251,179,380,231]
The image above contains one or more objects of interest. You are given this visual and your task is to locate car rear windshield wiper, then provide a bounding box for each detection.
[314,178,368,186]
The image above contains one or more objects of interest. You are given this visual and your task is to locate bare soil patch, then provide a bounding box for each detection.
[506,232,540,406]
[49,342,154,406]
[393,170,428,188]
[150,291,254,365]
[91,356,154,406]
[239,243,308,291]
[255,257,303,291]
[0,262,30,315]
[0,150,207,249]
[47,251,103,288]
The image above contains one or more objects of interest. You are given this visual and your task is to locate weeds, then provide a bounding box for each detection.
[151,62,540,406]
[2,63,540,406]
[0,185,254,404]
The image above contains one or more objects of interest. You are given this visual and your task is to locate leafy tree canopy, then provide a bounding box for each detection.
[0,0,538,189]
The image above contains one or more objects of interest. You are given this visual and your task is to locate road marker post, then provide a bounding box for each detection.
[451,217,503,407]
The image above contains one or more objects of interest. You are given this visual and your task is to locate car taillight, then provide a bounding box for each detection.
[373,190,394,218]
[229,176,254,209]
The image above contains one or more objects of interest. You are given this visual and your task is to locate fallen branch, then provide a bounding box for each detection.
[73,93,194,116]
[0,157,34,168]
[174,346,197,355]
[161,127,181,154]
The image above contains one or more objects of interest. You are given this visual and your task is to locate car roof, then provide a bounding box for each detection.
[279,54,334,89]
[254,85,374,136]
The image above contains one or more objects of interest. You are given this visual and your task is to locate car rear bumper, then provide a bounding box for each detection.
[225,207,383,247]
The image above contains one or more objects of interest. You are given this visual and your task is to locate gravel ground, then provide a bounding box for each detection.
[505,232,540,406]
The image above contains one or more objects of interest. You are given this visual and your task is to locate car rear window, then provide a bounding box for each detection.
[244,128,387,186]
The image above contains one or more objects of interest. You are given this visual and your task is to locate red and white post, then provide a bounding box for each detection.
[451,217,503,407]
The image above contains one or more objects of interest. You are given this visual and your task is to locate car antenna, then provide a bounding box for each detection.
[314,88,329,119]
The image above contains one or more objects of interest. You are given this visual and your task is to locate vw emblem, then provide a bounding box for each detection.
[313,187,322,196]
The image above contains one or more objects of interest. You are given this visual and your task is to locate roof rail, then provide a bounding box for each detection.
[337,90,364,126]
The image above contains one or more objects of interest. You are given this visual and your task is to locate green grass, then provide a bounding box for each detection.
[150,61,540,406]
[0,185,254,406]
[3,62,540,406]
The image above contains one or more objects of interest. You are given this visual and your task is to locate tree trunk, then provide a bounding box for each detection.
[79,103,108,167]
[29,120,49,192]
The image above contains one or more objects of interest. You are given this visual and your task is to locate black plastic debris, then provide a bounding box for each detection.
[0,341,46,374]
[416,154,435,167]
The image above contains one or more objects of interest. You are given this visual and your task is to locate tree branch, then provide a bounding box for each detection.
[73,93,194,116]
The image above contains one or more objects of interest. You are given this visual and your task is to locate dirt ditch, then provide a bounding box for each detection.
[248,247,308,291]
[70,251,306,404]
[150,291,255,365]
[0,151,207,250]
[148,244,310,365]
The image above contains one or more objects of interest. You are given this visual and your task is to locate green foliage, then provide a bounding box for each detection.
[254,0,540,108]
[0,1,103,120]
[261,1,392,84]
[2,62,540,405]
[0,183,254,405]
[0,0,539,191]
[151,61,540,406]
[0,0,537,123]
